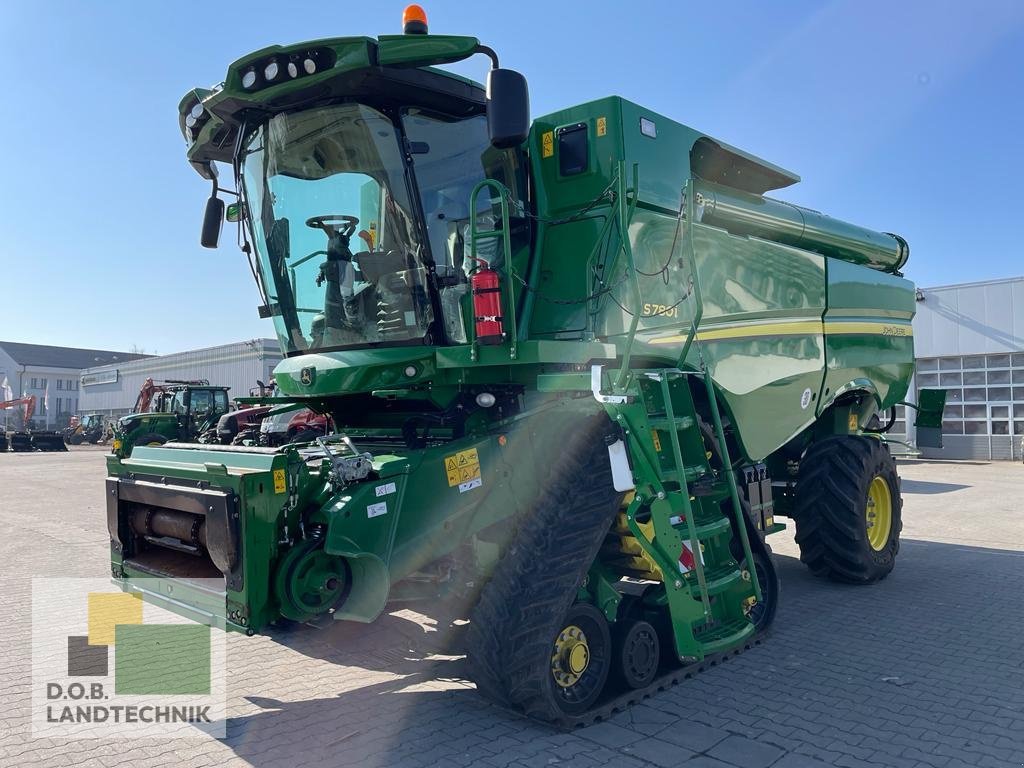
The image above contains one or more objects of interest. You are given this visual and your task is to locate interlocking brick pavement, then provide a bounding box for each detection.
[1,450,1022,767]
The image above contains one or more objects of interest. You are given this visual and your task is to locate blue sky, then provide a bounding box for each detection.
[1,1,1021,354]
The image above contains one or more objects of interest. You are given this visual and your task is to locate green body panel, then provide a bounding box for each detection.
[105,26,923,679]
[108,397,610,630]
[820,258,915,420]
[115,413,181,453]
[375,34,480,67]
[107,446,303,633]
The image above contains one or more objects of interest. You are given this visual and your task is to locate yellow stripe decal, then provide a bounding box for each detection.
[648,319,912,346]
[825,321,913,337]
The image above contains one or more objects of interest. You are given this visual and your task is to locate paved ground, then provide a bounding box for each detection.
[1,448,1022,768]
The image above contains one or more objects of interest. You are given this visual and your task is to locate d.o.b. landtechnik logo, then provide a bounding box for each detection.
[32,578,226,738]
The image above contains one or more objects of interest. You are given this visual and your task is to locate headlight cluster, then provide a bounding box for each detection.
[239,48,331,91]
[184,101,205,130]
[183,99,209,144]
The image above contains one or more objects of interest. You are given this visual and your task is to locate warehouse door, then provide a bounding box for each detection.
[988,403,1014,461]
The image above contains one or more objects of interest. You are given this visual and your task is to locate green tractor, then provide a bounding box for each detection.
[112,379,230,457]
[104,9,942,724]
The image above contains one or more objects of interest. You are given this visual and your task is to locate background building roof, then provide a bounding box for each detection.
[0,341,152,370]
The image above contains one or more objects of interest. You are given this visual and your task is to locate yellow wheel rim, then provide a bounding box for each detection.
[551,624,590,688]
[866,475,893,551]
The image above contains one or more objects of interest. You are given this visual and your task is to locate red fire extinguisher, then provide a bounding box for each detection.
[471,258,505,345]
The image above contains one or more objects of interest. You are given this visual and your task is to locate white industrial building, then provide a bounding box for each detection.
[0,342,150,430]
[78,339,282,418]
[896,276,1024,460]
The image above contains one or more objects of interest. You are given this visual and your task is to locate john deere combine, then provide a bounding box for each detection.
[105,7,935,724]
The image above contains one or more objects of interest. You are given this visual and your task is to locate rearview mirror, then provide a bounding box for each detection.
[201,196,225,248]
[486,68,530,149]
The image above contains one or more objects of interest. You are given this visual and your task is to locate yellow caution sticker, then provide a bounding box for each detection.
[651,429,662,452]
[444,447,481,491]
[541,130,554,158]
[273,468,287,494]
[596,116,607,137]
[848,413,859,431]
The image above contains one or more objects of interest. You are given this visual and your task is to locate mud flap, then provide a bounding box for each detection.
[913,388,947,449]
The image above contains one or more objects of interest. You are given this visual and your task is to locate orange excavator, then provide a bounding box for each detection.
[0,395,65,452]
[132,377,163,414]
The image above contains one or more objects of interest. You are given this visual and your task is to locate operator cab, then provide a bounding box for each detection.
[239,100,529,355]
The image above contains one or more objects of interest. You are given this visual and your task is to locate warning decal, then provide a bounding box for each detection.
[678,540,705,574]
[541,130,554,158]
[272,469,286,494]
[444,447,481,489]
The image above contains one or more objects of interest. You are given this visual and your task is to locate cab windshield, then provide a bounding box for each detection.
[241,104,433,354]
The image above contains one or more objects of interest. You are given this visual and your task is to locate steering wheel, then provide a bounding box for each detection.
[306,215,359,237]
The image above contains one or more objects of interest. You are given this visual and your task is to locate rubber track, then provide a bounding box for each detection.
[550,625,772,729]
[793,436,901,583]
[467,414,778,725]
[466,415,625,720]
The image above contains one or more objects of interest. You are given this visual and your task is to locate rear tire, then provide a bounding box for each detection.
[134,433,168,448]
[793,435,901,584]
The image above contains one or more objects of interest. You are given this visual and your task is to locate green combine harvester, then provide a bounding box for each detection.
[105,6,942,724]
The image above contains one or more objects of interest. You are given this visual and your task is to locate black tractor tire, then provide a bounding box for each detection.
[465,416,623,722]
[134,433,168,448]
[67,433,84,446]
[793,435,902,584]
[232,427,259,446]
[744,547,779,632]
[612,619,660,690]
[289,428,321,445]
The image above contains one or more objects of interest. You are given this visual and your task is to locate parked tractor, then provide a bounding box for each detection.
[112,379,230,457]
[104,8,943,724]
[256,404,330,447]
[213,380,329,446]
[64,413,106,445]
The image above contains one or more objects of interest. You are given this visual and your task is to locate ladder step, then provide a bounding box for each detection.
[664,509,731,540]
[690,516,732,540]
[648,415,695,431]
[687,563,745,596]
[694,617,755,654]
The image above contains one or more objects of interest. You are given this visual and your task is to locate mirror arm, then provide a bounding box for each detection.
[475,45,499,68]
[209,176,238,198]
